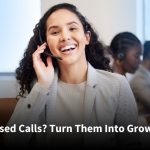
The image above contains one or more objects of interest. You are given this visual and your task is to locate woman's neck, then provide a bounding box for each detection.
[113,60,126,76]
[59,61,88,84]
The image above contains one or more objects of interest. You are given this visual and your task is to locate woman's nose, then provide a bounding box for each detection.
[59,30,71,42]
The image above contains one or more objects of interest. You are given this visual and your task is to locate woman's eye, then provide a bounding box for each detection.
[70,27,77,31]
[51,31,59,35]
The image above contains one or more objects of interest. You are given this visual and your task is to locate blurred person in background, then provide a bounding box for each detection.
[110,32,142,76]
[130,41,150,125]
[130,40,150,149]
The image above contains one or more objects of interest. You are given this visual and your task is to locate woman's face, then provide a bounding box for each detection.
[123,46,142,73]
[45,9,90,66]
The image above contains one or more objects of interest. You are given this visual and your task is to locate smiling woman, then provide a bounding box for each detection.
[4,3,138,149]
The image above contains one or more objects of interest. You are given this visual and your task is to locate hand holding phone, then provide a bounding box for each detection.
[32,42,55,90]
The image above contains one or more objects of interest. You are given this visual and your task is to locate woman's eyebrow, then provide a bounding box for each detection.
[47,26,59,32]
[47,21,80,32]
[67,21,79,26]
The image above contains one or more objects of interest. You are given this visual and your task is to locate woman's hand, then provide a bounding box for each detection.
[32,43,54,89]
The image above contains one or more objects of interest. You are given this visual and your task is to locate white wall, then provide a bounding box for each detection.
[0,0,143,98]
[41,0,141,45]
[0,0,41,98]
[145,0,150,40]
[0,0,41,72]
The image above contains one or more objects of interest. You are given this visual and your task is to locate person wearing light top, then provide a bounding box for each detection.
[110,32,142,76]
[5,3,139,149]
[130,41,150,125]
[130,41,150,149]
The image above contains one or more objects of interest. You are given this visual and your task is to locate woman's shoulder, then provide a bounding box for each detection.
[95,69,127,83]
[88,63,127,87]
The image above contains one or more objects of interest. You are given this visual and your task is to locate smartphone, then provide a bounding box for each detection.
[39,29,52,56]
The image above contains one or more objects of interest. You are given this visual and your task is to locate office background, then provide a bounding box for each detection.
[0,0,149,97]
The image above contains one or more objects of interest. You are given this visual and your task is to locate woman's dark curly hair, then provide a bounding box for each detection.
[16,3,111,98]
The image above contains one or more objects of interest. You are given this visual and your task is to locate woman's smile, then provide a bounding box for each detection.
[58,43,77,55]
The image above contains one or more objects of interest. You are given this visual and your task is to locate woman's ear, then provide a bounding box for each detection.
[85,31,91,45]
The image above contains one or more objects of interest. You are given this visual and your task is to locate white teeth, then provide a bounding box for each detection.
[60,45,76,51]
